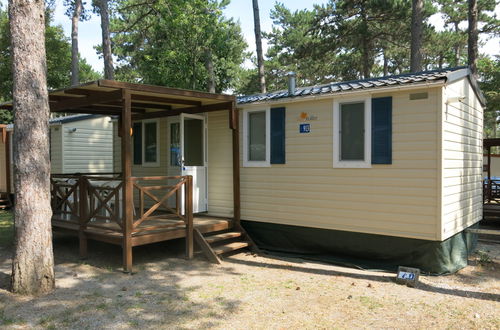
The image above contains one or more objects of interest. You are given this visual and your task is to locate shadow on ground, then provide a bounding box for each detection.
[0,233,242,328]
[224,250,500,303]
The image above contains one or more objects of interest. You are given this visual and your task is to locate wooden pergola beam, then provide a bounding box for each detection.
[131,101,233,120]
[98,79,235,102]
[103,101,173,111]
[50,90,122,112]
[131,94,202,106]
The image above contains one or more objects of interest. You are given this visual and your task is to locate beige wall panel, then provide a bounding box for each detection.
[441,78,483,239]
[207,111,233,217]
[234,88,442,240]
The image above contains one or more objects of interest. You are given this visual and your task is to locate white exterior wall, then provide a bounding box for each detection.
[441,78,483,240]
[61,116,113,173]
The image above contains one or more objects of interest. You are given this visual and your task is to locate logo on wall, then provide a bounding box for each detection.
[298,112,318,122]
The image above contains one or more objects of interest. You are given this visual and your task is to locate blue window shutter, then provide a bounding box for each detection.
[133,122,142,165]
[271,107,286,164]
[371,97,392,164]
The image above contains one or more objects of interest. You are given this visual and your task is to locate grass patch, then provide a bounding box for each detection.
[476,250,493,265]
[0,210,14,247]
[358,296,383,310]
[0,309,17,325]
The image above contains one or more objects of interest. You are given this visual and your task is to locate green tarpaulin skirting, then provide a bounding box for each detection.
[242,220,478,275]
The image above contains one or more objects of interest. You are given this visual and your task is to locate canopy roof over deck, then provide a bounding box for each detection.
[0,81,241,272]
[0,80,236,120]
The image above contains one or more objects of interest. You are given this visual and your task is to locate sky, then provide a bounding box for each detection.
[50,0,499,74]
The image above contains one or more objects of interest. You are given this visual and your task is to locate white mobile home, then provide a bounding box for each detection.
[231,67,485,273]
[0,114,114,194]
[110,67,484,274]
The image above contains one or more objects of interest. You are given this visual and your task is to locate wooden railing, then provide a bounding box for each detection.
[50,174,193,238]
[484,178,500,203]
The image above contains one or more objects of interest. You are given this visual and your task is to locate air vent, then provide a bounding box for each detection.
[409,92,428,100]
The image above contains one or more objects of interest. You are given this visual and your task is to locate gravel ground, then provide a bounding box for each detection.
[0,232,498,329]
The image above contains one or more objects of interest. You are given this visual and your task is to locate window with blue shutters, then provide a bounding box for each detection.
[243,107,287,167]
[333,96,392,168]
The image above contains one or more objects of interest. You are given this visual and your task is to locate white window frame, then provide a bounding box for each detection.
[333,97,371,168]
[142,119,160,167]
[243,107,271,167]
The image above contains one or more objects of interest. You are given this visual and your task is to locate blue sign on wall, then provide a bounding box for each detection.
[299,123,310,133]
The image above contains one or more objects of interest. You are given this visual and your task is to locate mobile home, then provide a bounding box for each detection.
[232,66,485,274]
[0,69,482,274]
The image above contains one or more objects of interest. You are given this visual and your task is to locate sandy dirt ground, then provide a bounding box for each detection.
[0,232,498,329]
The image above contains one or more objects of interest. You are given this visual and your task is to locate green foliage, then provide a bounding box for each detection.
[479,56,500,137]
[0,4,101,123]
[112,0,247,92]
[235,0,499,139]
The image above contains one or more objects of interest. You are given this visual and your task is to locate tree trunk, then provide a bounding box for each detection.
[9,0,54,295]
[252,0,266,93]
[453,23,461,66]
[98,0,114,80]
[360,6,370,79]
[383,50,388,76]
[71,0,83,86]
[468,0,478,78]
[410,0,423,72]
[205,49,216,93]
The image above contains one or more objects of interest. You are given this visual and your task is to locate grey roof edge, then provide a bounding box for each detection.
[5,114,106,130]
[445,67,486,106]
[237,66,487,106]
[49,114,103,125]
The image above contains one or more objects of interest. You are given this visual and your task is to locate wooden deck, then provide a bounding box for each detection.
[52,213,233,247]
[484,203,500,218]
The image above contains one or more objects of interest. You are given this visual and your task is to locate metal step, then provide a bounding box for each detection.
[212,241,249,255]
[205,231,242,244]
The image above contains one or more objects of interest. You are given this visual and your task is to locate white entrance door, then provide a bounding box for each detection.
[167,114,207,213]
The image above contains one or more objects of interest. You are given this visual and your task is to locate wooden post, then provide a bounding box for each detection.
[184,175,194,259]
[78,176,88,259]
[488,146,492,202]
[230,105,241,225]
[121,89,133,272]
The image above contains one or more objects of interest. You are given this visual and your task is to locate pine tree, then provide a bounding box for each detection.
[9,0,55,295]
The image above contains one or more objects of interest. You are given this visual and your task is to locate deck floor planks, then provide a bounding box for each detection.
[52,214,232,247]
